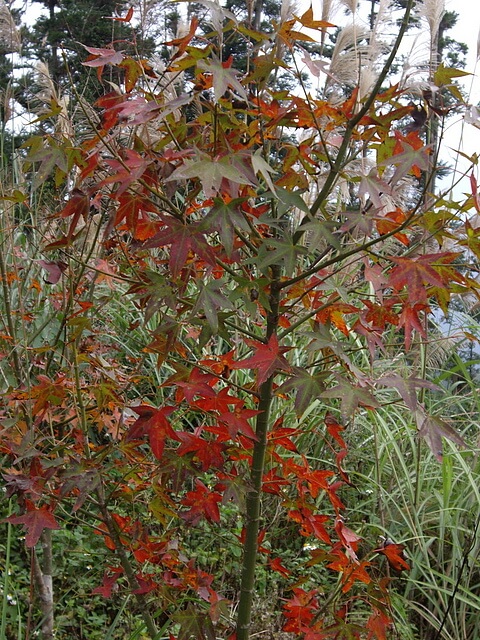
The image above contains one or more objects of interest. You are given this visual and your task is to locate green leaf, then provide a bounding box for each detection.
[256,233,308,276]
[197,56,247,102]
[321,375,379,419]
[277,367,326,417]
[297,218,341,251]
[166,153,255,197]
[433,63,471,87]
[201,197,250,257]
[191,279,235,333]
[416,409,466,462]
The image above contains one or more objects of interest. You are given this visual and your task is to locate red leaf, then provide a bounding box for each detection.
[397,302,429,350]
[108,6,134,22]
[144,218,216,278]
[334,517,361,560]
[269,556,291,577]
[176,429,226,470]
[388,253,457,305]
[57,188,90,239]
[99,149,151,197]
[180,479,222,525]
[92,568,123,598]
[282,588,319,633]
[231,334,291,386]
[127,405,177,459]
[8,504,60,547]
[82,45,124,68]
[374,542,410,571]
[37,259,67,284]
[218,407,260,441]
[366,608,392,640]
[174,368,218,404]
[325,413,347,449]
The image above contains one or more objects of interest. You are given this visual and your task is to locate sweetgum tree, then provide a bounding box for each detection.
[1,0,479,638]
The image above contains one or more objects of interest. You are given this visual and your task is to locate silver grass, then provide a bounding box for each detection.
[34,62,73,139]
[329,23,370,85]
[361,0,396,97]
[0,81,12,123]
[280,0,297,23]
[0,0,20,54]
[321,0,334,23]
[329,22,386,97]
[35,61,59,105]
[338,0,357,14]
[370,0,393,39]
[418,0,445,43]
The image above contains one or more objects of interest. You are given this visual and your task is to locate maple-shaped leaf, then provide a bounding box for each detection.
[269,556,291,577]
[380,131,431,183]
[316,301,359,336]
[127,405,177,460]
[218,406,261,441]
[22,136,71,189]
[288,509,331,544]
[193,386,243,413]
[256,233,308,277]
[92,568,123,598]
[231,333,291,386]
[320,375,379,419]
[99,149,151,197]
[277,367,326,417]
[341,559,372,593]
[376,374,439,412]
[106,93,193,126]
[132,573,157,594]
[114,192,160,236]
[176,429,226,470]
[8,504,60,547]
[191,279,235,333]
[358,169,394,209]
[57,188,90,239]
[164,152,255,198]
[294,5,335,29]
[262,468,290,494]
[433,62,471,88]
[144,217,216,278]
[172,602,216,640]
[325,413,347,449]
[180,479,222,525]
[361,298,398,329]
[366,608,392,640]
[388,253,454,304]
[201,197,250,257]
[398,302,429,350]
[267,417,298,453]
[374,542,410,571]
[282,587,319,633]
[416,410,466,461]
[197,56,247,102]
[305,324,365,381]
[174,368,218,404]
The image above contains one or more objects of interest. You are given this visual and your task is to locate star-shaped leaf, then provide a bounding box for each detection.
[231,334,291,386]
[321,375,379,419]
[8,504,60,547]
[416,409,466,462]
[277,367,326,417]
